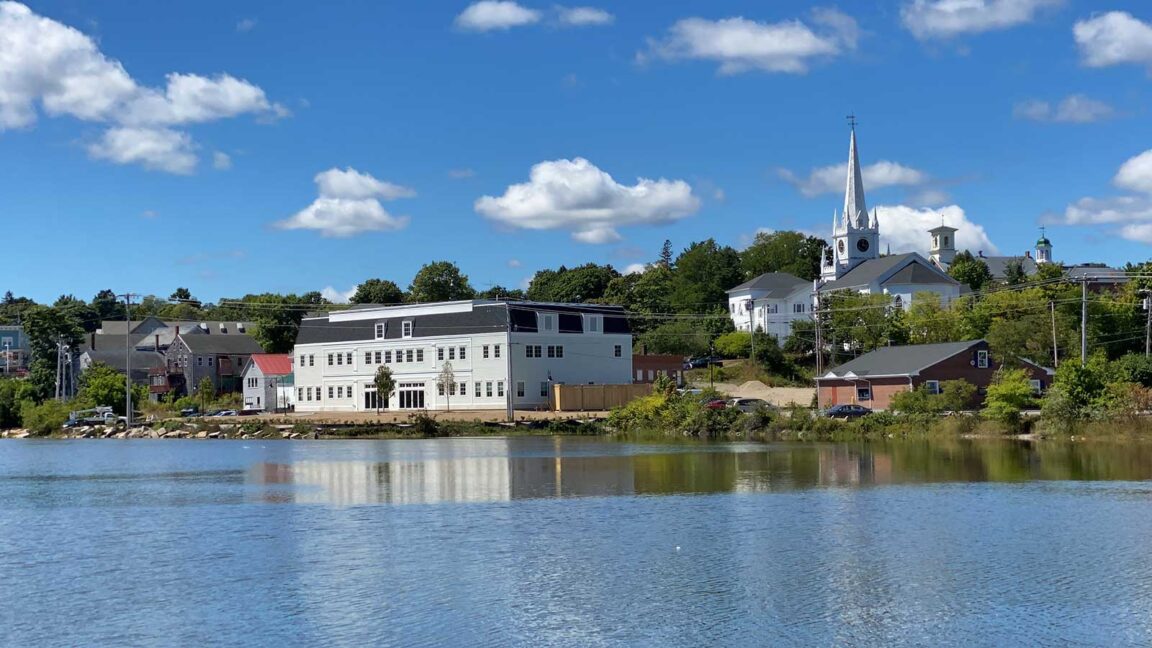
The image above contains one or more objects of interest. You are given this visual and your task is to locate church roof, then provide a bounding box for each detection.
[820,253,958,291]
[727,272,809,297]
[882,263,953,286]
[980,256,1038,280]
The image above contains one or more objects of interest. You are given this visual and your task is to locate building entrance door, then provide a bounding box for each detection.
[398,382,425,409]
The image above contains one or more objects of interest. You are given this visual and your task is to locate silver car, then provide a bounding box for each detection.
[727,398,774,413]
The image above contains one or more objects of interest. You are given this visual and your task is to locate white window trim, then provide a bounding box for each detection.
[976,350,989,369]
[402,320,413,338]
[925,380,940,395]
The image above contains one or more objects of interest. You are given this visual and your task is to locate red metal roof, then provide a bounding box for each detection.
[251,354,293,376]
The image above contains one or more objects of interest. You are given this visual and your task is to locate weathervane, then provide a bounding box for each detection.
[846,114,857,130]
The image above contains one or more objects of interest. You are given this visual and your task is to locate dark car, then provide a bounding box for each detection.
[728,398,774,413]
[684,356,724,370]
[825,404,872,419]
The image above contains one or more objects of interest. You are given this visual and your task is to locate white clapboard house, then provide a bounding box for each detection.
[292,300,633,412]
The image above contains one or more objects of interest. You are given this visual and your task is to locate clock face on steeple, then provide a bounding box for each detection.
[856,238,870,252]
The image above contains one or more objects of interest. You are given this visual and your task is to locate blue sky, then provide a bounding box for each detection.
[3,0,1152,303]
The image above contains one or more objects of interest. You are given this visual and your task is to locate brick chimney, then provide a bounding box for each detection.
[90,332,95,351]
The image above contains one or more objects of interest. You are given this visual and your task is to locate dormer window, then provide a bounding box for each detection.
[375,322,386,340]
[587,315,600,333]
[540,314,555,332]
[402,320,413,338]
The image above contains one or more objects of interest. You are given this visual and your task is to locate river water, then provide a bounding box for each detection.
[2,437,1151,647]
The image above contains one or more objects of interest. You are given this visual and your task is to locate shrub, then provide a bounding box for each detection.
[983,368,1035,431]
[20,399,70,435]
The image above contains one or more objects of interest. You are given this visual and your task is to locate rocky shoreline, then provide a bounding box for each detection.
[1,423,314,440]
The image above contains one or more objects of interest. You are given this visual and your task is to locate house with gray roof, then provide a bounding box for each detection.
[293,299,632,413]
[816,339,1054,411]
[726,272,812,340]
[162,331,266,398]
[818,251,961,309]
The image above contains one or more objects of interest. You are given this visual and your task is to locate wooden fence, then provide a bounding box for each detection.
[551,384,652,412]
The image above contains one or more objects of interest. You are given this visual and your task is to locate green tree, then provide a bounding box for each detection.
[1040,361,1105,428]
[351,278,404,304]
[948,250,994,291]
[23,305,84,401]
[822,292,908,359]
[668,239,742,313]
[983,368,1035,430]
[196,376,215,412]
[436,361,455,412]
[408,261,476,302]
[76,362,144,415]
[1002,259,1027,286]
[0,378,36,428]
[739,230,828,281]
[904,292,962,344]
[91,289,124,323]
[374,365,396,412]
[527,264,619,303]
[54,294,100,333]
[170,287,195,303]
[476,285,526,300]
[1033,262,1066,283]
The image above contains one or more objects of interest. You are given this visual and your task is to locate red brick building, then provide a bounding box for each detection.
[632,354,684,385]
[816,339,1054,411]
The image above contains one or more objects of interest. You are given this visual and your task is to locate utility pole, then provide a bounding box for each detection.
[1080,278,1088,367]
[1143,292,1151,358]
[121,293,137,427]
[1049,301,1059,368]
[814,300,823,376]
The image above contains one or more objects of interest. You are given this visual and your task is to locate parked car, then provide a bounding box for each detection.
[728,398,774,413]
[704,398,728,410]
[211,410,238,417]
[683,356,724,370]
[825,404,872,419]
[181,408,202,418]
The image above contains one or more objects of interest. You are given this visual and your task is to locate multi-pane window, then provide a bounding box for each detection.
[207,357,213,367]
[497,381,505,397]
[385,351,392,363]
[540,382,549,397]
[375,351,382,364]
[516,382,525,397]
[547,345,564,358]
[309,355,315,367]
[977,350,989,369]
[364,352,372,365]
[328,386,334,399]
[346,352,352,365]
[494,345,501,358]
[197,357,203,367]
[458,382,466,396]
[526,345,541,358]
[614,345,622,358]
[315,387,321,401]
[375,323,386,339]
[438,383,445,396]
[459,347,466,360]
[475,381,482,397]
[409,349,417,362]
[328,354,334,366]
[298,387,303,401]
[482,345,489,359]
[402,321,413,338]
[395,351,403,364]
[437,348,444,361]
[336,354,343,366]
[449,383,457,396]
[448,347,455,361]
[486,381,493,397]
[306,387,312,401]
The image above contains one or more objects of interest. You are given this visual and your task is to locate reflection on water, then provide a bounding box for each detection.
[244,439,1152,506]
[3,437,1152,646]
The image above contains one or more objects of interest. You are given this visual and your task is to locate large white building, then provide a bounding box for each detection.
[292,300,633,413]
[725,273,812,340]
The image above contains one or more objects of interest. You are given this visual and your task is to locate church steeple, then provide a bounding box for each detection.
[843,118,868,230]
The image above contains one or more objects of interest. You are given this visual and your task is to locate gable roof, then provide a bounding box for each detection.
[177,333,264,355]
[727,272,810,297]
[980,256,1038,280]
[818,340,982,379]
[821,253,958,291]
[250,354,293,376]
[882,262,954,286]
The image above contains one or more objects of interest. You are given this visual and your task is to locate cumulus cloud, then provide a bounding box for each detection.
[0,2,283,173]
[455,1,541,31]
[778,161,930,197]
[901,0,1062,41]
[86,127,198,174]
[448,167,476,179]
[1013,95,1114,123]
[474,157,700,244]
[877,204,999,255]
[275,167,413,237]
[236,18,257,32]
[1118,223,1152,243]
[1052,149,1152,242]
[624,263,648,275]
[1114,150,1152,194]
[320,286,356,304]
[639,9,859,75]
[213,151,232,170]
[1074,11,1152,68]
[557,6,614,27]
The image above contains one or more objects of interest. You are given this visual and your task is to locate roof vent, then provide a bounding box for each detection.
[237,323,245,333]
[198,322,208,331]
[219,323,227,333]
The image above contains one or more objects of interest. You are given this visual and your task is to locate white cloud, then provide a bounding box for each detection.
[906,188,952,207]
[639,9,859,75]
[142,210,158,219]
[0,2,282,172]
[236,18,257,32]
[275,167,413,237]
[320,285,355,304]
[1114,150,1152,194]
[213,151,232,170]
[86,127,198,174]
[779,160,930,196]
[314,167,415,200]
[557,6,614,27]
[877,204,999,255]
[474,157,700,243]
[455,1,541,31]
[507,258,522,268]
[1074,11,1152,68]
[1013,95,1114,123]
[1062,195,1152,225]
[1118,223,1152,243]
[901,0,1062,41]
[624,263,648,275]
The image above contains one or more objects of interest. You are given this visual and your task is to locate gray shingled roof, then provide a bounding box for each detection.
[727,272,809,297]
[81,349,165,381]
[979,256,1037,280]
[178,333,265,354]
[821,253,957,291]
[819,340,982,378]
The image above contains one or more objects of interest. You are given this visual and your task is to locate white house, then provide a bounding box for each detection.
[240,354,295,412]
[292,300,633,413]
[725,272,812,340]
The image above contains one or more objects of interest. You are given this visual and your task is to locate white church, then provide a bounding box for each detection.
[728,123,1058,337]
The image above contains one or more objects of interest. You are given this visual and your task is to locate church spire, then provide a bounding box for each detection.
[843,116,868,230]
